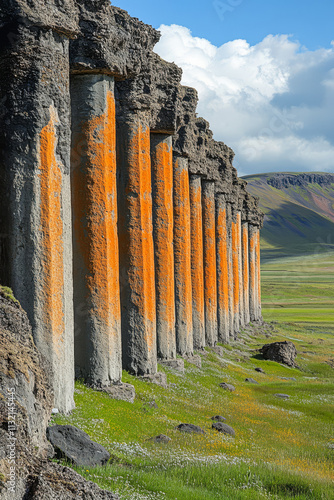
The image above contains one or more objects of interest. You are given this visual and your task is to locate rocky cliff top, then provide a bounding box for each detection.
[267,173,334,190]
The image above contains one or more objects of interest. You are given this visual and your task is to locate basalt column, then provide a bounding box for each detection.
[189,175,205,350]
[249,224,258,322]
[256,227,262,320]
[216,195,229,343]
[226,204,234,338]
[71,75,122,387]
[237,211,245,328]
[0,24,74,413]
[151,134,176,360]
[202,181,218,346]
[173,156,194,356]
[242,221,250,325]
[231,209,240,336]
[117,114,157,375]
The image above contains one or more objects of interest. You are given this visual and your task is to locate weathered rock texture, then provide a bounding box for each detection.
[0,290,118,499]
[0,1,263,412]
[260,341,297,367]
[47,425,111,467]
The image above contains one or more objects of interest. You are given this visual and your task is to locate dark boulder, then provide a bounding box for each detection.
[176,424,205,434]
[275,393,290,400]
[212,422,235,437]
[47,425,110,467]
[152,434,171,443]
[219,383,236,392]
[260,341,297,367]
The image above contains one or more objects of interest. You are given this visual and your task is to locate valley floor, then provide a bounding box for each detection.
[52,252,334,499]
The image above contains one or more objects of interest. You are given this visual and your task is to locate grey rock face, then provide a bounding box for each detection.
[46,425,110,467]
[212,422,235,436]
[219,383,236,392]
[176,423,205,434]
[24,462,119,499]
[139,372,168,389]
[71,2,159,79]
[260,341,297,367]
[0,16,75,413]
[1,0,79,35]
[0,291,53,472]
[159,359,185,373]
[0,292,117,499]
[102,383,136,404]
[267,173,334,190]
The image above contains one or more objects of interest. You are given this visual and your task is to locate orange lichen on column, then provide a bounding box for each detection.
[189,175,205,349]
[232,210,240,335]
[202,181,217,346]
[173,157,193,356]
[236,211,244,328]
[256,228,262,320]
[242,221,250,325]
[216,195,229,343]
[151,134,176,360]
[39,105,65,358]
[71,75,121,386]
[248,224,257,322]
[117,114,157,375]
[226,203,234,338]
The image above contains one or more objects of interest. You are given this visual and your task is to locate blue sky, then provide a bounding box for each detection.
[114,0,334,51]
[114,1,334,175]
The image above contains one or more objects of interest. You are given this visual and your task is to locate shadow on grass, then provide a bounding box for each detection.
[251,353,264,360]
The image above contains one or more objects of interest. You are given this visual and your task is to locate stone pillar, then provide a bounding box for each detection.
[232,209,240,335]
[71,75,121,387]
[256,227,262,320]
[189,175,206,350]
[237,211,244,328]
[249,224,258,322]
[151,134,176,360]
[173,156,193,356]
[242,221,250,325]
[0,25,74,413]
[202,181,218,346]
[216,195,229,343]
[117,114,157,375]
[226,203,234,339]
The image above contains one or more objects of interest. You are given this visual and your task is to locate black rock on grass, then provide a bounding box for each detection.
[176,424,205,434]
[212,422,235,437]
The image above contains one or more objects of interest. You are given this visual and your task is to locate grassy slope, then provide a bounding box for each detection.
[243,173,334,261]
[52,252,334,500]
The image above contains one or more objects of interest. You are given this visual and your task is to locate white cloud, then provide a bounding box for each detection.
[154,24,334,175]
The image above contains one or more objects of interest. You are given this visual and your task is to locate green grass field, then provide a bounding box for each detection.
[52,252,334,499]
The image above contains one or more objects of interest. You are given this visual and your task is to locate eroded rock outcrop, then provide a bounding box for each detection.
[0,289,118,499]
[260,341,297,367]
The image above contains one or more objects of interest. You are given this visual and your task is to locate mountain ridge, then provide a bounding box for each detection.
[242,172,334,260]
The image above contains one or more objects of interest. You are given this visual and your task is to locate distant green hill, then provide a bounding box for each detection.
[242,172,334,261]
